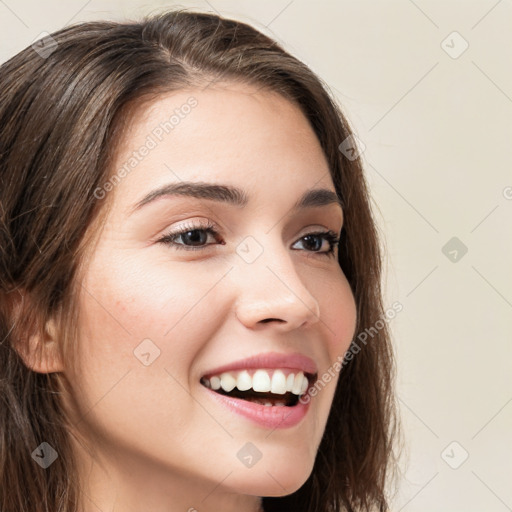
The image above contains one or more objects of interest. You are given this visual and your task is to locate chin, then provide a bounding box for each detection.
[228,459,313,497]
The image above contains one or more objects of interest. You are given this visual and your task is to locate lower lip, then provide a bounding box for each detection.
[202,386,312,429]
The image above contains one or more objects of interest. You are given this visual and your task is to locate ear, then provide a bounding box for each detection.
[8,289,65,374]
[20,317,65,373]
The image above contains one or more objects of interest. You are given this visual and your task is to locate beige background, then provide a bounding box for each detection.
[1,1,511,510]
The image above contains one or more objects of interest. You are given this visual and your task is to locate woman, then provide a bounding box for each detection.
[0,9,400,512]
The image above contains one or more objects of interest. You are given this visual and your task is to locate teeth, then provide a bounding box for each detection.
[252,369,271,392]
[210,376,221,390]
[292,373,303,395]
[219,372,236,392]
[203,368,310,397]
[270,370,287,395]
[252,399,286,407]
[286,373,295,392]
[236,370,252,391]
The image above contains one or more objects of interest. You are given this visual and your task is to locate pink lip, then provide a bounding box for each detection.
[200,351,318,378]
[203,385,313,429]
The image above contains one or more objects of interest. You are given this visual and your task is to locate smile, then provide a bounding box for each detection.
[200,368,316,407]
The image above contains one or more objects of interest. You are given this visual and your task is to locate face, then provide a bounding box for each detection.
[62,82,357,511]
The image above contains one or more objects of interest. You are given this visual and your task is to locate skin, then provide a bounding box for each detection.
[36,82,357,512]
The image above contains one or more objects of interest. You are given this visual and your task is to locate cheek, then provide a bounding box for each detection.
[81,249,221,338]
[311,272,357,412]
[70,252,228,402]
[319,271,357,358]
[64,255,233,459]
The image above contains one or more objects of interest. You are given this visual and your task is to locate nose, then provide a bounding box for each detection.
[232,235,321,331]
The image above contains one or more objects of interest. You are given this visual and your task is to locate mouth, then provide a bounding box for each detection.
[200,368,318,408]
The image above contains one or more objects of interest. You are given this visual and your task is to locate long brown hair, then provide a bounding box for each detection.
[0,9,401,511]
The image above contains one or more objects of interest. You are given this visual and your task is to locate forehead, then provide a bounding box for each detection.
[108,82,333,214]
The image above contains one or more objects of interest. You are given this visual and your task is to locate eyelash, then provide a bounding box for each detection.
[157,220,340,257]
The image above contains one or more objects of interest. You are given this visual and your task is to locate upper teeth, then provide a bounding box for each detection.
[202,369,309,396]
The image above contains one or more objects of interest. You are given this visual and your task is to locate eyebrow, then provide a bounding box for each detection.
[129,181,343,215]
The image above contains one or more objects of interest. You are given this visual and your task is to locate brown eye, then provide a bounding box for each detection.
[292,231,340,257]
[157,221,222,251]
[157,223,339,257]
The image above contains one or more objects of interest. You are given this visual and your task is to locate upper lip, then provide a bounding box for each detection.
[200,351,318,378]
